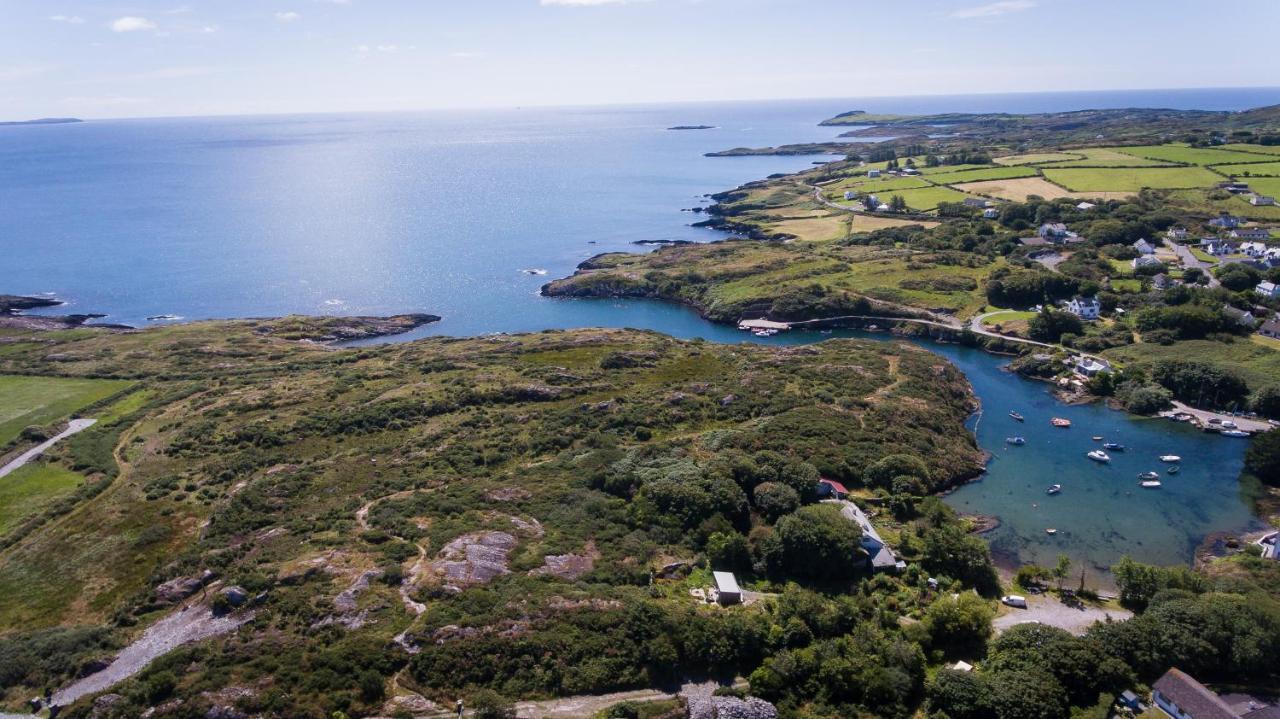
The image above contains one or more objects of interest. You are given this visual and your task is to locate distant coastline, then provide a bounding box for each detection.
[0,117,83,127]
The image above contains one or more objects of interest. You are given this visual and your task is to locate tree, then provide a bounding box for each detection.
[1250,385,1280,421]
[1244,429,1280,486]
[1028,307,1085,344]
[988,668,1069,719]
[1182,266,1206,285]
[920,524,1000,596]
[889,194,908,213]
[706,532,752,573]
[752,482,800,521]
[1052,554,1071,591]
[923,592,995,655]
[470,690,517,719]
[1216,263,1262,292]
[760,504,863,580]
[864,454,930,489]
[927,669,992,719]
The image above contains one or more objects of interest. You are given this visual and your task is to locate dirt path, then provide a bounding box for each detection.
[49,604,254,708]
[0,418,96,479]
[356,488,435,617]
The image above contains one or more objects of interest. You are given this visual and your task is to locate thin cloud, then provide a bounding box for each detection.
[951,0,1036,18]
[275,11,302,22]
[541,0,645,5]
[110,16,158,32]
[126,66,221,81]
[50,15,86,24]
[449,51,485,59]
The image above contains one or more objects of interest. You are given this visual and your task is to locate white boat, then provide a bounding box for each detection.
[1159,455,1181,463]
[1087,450,1111,463]
[1046,484,1062,495]
[1006,436,1026,445]
[1221,430,1251,438]
[1221,420,1238,429]
[1138,471,1160,480]
[1140,480,1162,488]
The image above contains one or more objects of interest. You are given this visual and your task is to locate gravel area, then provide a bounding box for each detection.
[993,594,1131,636]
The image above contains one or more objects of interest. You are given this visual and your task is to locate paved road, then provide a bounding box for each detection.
[0,418,96,479]
[1163,238,1219,287]
[1166,401,1274,434]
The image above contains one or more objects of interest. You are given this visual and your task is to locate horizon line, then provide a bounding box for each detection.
[11,84,1280,124]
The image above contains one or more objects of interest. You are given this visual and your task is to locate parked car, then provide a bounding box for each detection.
[1001,595,1028,608]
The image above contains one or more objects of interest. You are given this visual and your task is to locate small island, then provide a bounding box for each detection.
[0,117,83,127]
[667,124,716,131]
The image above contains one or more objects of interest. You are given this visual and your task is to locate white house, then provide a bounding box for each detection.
[983,207,999,219]
[1230,227,1271,242]
[1038,222,1069,239]
[1067,296,1101,320]
[1132,255,1164,270]
[1241,241,1269,258]
[1223,306,1257,327]
[844,191,856,201]
[712,571,741,606]
[1167,227,1188,241]
[1152,668,1238,719]
[1133,238,1156,255]
[1251,195,1276,206]
[1075,357,1112,376]
[1256,281,1280,299]
[1076,201,1096,211]
[867,169,882,179]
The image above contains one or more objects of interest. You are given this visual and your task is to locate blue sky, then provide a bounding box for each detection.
[2,0,1278,119]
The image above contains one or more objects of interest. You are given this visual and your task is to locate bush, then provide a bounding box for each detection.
[1117,383,1172,414]
[752,482,800,521]
[760,505,863,580]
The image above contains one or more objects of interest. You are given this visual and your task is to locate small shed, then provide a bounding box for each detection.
[816,478,849,499]
[713,571,741,605]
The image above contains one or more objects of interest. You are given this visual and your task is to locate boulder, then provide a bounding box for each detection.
[220,586,249,607]
[155,577,204,604]
[687,696,778,719]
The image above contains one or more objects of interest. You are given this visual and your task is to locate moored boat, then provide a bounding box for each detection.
[1045,528,1058,535]
[1221,430,1251,438]
[1140,480,1162,488]
[1087,450,1111,463]
[1051,418,1071,428]
[1046,484,1062,495]
[1092,436,1103,441]
[1006,436,1026,445]
[1009,411,1025,422]
[1138,471,1160,480]
[1159,455,1181,463]
[1103,442,1125,451]
[1167,465,1180,475]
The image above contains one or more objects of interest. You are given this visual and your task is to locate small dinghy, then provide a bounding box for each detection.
[1087,450,1111,463]
[1051,418,1072,428]
[1006,436,1026,445]
[1103,442,1125,451]
[1140,480,1163,489]
[1046,484,1062,495]
[1092,436,1104,441]
[1167,465,1180,475]
[1045,528,1058,535]
[1160,455,1181,463]
[1009,411,1025,422]
[1138,471,1160,480]
[1221,430,1251,438]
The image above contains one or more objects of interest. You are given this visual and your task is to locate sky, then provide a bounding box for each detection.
[2,0,1279,119]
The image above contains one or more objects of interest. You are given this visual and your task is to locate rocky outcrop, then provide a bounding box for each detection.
[428,531,518,590]
[155,570,216,605]
[687,696,778,719]
[0,294,62,314]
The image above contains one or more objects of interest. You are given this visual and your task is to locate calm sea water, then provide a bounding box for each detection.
[4,87,1277,572]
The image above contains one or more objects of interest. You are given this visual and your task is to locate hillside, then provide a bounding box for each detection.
[0,317,983,717]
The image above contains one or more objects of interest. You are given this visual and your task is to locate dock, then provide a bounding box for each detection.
[737,318,790,332]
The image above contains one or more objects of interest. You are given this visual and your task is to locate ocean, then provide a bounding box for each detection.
[4,87,1278,573]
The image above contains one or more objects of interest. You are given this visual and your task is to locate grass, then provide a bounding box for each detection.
[1104,338,1280,392]
[952,176,1130,202]
[1037,147,1178,167]
[994,152,1082,166]
[1213,161,1280,177]
[1114,144,1278,166]
[927,166,1040,184]
[0,463,87,536]
[837,176,933,194]
[886,186,973,211]
[1243,177,1280,197]
[1110,279,1143,293]
[0,375,136,446]
[1221,143,1280,156]
[1252,334,1280,351]
[981,310,1036,325]
[921,163,993,175]
[1163,188,1280,222]
[1042,166,1224,192]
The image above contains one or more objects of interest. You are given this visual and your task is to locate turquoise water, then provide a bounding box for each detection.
[4,89,1274,572]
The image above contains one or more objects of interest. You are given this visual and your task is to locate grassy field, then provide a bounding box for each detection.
[921,163,993,175]
[1222,143,1280,156]
[952,176,1132,202]
[1037,147,1178,167]
[0,375,135,446]
[1214,161,1280,177]
[887,185,974,211]
[1042,166,1224,192]
[981,310,1036,325]
[927,166,1040,184]
[994,152,1082,166]
[1104,338,1280,392]
[1114,144,1277,166]
[1243,177,1280,197]
[0,463,87,535]
[829,176,931,195]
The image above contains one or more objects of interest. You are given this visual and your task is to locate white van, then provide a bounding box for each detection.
[1001,595,1028,608]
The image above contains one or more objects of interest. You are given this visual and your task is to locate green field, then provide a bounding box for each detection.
[1241,177,1280,197]
[1104,338,1280,392]
[887,186,974,211]
[0,463,86,535]
[0,375,135,446]
[1042,166,1224,192]
[1221,143,1280,156]
[1114,144,1277,166]
[981,310,1036,324]
[1214,161,1280,177]
[994,152,1082,166]
[1037,147,1178,167]
[836,176,932,194]
[927,166,1039,184]
[921,163,993,175]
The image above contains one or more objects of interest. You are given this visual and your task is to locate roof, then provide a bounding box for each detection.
[712,571,740,595]
[1153,668,1238,719]
[819,478,849,495]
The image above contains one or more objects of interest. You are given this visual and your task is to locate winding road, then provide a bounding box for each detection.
[0,418,96,479]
